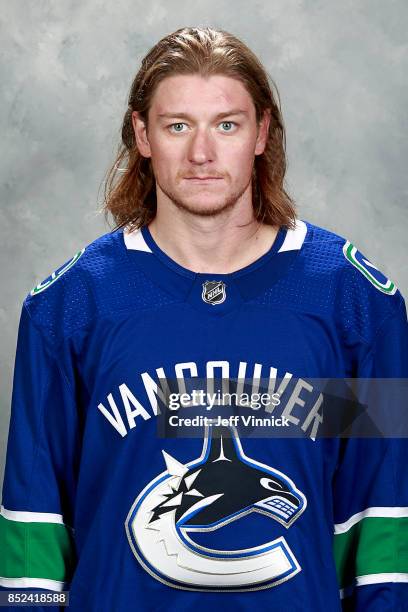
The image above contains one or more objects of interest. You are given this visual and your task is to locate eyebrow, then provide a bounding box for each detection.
[157,110,249,120]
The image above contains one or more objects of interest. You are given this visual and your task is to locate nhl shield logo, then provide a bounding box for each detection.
[202,280,226,305]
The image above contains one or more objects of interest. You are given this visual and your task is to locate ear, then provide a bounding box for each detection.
[255,109,271,156]
[131,111,151,158]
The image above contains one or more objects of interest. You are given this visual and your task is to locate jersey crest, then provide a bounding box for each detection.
[342,240,397,295]
[202,280,227,305]
[30,248,85,296]
[125,423,307,591]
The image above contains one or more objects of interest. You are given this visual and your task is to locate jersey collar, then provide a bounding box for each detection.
[123,220,307,315]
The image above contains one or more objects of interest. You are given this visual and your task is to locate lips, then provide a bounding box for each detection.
[184,177,223,182]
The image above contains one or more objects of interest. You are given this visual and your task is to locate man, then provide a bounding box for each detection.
[1,27,407,611]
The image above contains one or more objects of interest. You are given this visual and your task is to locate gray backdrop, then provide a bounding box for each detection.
[1,1,407,486]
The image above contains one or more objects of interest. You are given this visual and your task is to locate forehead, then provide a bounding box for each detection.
[149,74,255,117]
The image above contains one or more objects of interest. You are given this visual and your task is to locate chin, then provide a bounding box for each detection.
[158,182,240,216]
[177,200,236,217]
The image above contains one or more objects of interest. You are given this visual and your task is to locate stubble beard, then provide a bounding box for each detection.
[156,174,253,218]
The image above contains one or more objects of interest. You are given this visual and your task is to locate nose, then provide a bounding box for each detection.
[187,127,215,164]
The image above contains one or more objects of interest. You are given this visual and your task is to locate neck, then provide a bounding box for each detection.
[147,185,279,274]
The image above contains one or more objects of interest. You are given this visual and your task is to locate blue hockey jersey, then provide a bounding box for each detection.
[1,219,407,611]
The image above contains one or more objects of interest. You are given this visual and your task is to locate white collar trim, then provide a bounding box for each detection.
[123,226,152,253]
[278,220,307,253]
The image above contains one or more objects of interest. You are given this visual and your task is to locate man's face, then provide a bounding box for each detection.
[132,74,270,218]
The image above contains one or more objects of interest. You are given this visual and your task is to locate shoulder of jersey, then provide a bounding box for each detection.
[301,220,399,295]
[300,220,405,340]
[22,225,178,345]
[23,228,130,343]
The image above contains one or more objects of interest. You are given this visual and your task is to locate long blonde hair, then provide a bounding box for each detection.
[101,27,297,231]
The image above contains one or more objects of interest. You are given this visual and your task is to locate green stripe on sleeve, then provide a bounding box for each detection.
[0,514,76,582]
[334,516,408,589]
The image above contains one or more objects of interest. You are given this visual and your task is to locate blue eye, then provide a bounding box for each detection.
[220,121,236,132]
[169,123,187,133]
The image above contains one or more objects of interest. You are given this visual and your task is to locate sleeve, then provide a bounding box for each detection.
[333,296,408,611]
[0,302,79,608]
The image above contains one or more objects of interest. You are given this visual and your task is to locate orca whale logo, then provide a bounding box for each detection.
[125,423,307,591]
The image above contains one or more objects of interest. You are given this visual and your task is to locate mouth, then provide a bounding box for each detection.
[256,496,300,522]
[184,177,223,183]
